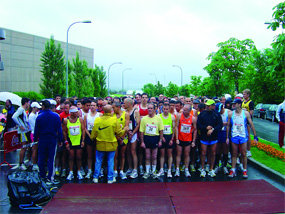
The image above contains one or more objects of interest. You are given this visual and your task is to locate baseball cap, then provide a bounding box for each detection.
[49,99,57,105]
[69,106,79,113]
[232,99,242,104]
[205,99,215,106]
[193,99,200,104]
[31,102,41,108]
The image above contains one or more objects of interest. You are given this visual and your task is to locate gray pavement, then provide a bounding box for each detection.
[252,117,279,144]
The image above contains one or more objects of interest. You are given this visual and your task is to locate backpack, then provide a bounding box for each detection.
[7,170,51,207]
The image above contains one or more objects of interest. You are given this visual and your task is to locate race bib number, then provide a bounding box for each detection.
[129,122,133,130]
[163,125,171,134]
[87,122,94,131]
[181,124,191,133]
[146,124,157,135]
[69,125,80,136]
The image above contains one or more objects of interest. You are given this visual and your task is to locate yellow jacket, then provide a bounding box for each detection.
[90,113,125,151]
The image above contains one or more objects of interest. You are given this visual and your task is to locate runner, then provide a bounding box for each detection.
[190,99,200,172]
[140,103,164,179]
[113,102,130,180]
[175,100,183,114]
[157,103,176,178]
[83,101,102,179]
[63,106,85,181]
[135,93,142,108]
[227,99,258,178]
[79,99,91,119]
[124,98,140,179]
[12,97,31,170]
[175,104,197,177]
[197,99,223,177]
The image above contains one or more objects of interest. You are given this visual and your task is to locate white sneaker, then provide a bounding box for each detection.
[80,167,85,176]
[246,150,252,157]
[205,164,210,172]
[228,169,236,178]
[120,171,127,180]
[130,170,138,179]
[167,170,172,178]
[174,169,180,177]
[114,170,118,178]
[198,167,202,172]
[126,168,132,176]
[185,170,191,177]
[66,171,74,181]
[61,169,67,177]
[85,169,92,179]
[108,177,116,184]
[223,167,229,174]
[200,169,206,177]
[143,172,150,179]
[77,171,84,180]
[32,164,39,171]
[55,168,60,176]
[190,164,196,172]
[139,166,144,176]
[214,166,220,174]
[157,169,164,177]
[93,178,98,183]
[20,164,27,171]
[208,169,216,177]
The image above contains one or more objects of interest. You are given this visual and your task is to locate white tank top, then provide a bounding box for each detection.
[220,109,228,131]
[86,111,100,131]
[80,109,89,120]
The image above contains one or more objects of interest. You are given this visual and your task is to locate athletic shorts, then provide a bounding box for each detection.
[178,140,191,147]
[200,140,218,145]
[129,133,137,144]
[218,131,227,143]
[19,131,31,144]
[85,130,93,146]
[67,138,82,150]
[231,136,248,144]
[144,135,159,149]
[160,134,174,149]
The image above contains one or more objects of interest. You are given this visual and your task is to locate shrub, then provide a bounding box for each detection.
[14,91,45,101]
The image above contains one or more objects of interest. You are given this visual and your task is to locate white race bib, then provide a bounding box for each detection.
[146,124,157,135]
[181,124,191,133]
[129,122,133,130]
[163,125,171,134]
[87,122,94,131]
[69,125,80,136]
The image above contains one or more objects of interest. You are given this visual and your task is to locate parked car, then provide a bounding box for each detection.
[259,104,272,119]
[253,103,263,118]
[265,104,278,122]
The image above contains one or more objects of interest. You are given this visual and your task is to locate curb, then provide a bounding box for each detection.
[248,157,285,184]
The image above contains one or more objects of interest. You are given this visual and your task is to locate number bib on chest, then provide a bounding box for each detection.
[69,125,80,136]
[129,122,133,130]
[87,122,94,131]
[181,123,191,133]
[146,124,157,135]
[163,125,171,134]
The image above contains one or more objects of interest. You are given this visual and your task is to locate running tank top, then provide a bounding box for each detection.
[80,109,89,119]
[160,113,173,135]
[178,114,193,141]
[86,112,100,131]
[129,109,137,131]
[138,104,148,118]
[117,111,128,144]
[220,109,228,131]
[242,100,252,112]
[67,118,82,146]
[231,110,247,138]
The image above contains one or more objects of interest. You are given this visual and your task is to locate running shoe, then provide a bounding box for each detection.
[237,158,240,165]
[174,169,180,177]
[55,168,60,176]
[126,168,133,176]
[151,172,158,179]
[198,167,202,172]
[66,171,74,181]
[80,167,86,176]
[139,166,144,176]
[185,169,191,177]
[93,178,98,183]
[130,170,138,179]
[246,150,252,157]
[157,168,164,177]
[61,169,67,177]
[190,164,196,172]
[85,169,92,179]
[223,167,229,174]
[45,179,60,186]
[208,169,216,177]
[228,169,236,178]
[200,169,206,177]
[32,164,39,171]
[20,163,27,171]
[214,166,220,174]
[226,163,232,168]
[205,164,210,172]
[143,172,150,179]
[167,170,173,178]
[107,178,116,184]
[171,164,175,173]
[180,164,185,172]
[120,171,127,180]
[114,170,118,178]
[242,170,248,179]
[77,171,84,180]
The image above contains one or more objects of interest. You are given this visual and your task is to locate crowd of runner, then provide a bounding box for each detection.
[2,89,260,184]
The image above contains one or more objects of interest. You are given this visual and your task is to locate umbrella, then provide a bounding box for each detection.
[0,92,22,106]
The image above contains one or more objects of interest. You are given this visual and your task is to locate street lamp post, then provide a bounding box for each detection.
[66,20,91,97]
[122,68,132,93]
[108,62,122,95]
[172,65,183,86]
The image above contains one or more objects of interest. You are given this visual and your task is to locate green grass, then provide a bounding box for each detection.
[249,135,285,175]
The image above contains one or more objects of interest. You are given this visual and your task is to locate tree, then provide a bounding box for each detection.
[267,2,285,31]
[98,68,107,98]
[142,83,156,97]
[90,65,103,97]
[178,84,191,97]
[188,76,202,96]
[154,81,165,96]
[164,82,179,97]
[39,37,65,97]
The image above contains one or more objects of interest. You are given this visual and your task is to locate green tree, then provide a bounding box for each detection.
[164,82,179,97]
[188,76,202,96]
[98,68,107,98]
[154,81,165,96]
[178,84,191,97]
[142,83,156,97]
[267,2,285,31]
[90,65,103,97]
[39,37,65,97]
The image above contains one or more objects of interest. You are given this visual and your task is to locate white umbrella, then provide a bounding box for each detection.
[0,92,22,106]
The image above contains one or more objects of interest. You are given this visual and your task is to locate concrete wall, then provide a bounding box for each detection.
[0,28,94,92]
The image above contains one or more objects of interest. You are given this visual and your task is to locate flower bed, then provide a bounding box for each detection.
[251,140,285,161]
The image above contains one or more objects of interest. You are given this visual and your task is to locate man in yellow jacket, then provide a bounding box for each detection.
[91,104,127,183]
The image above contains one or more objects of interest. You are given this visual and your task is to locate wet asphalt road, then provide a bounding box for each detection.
[252,117,279,144]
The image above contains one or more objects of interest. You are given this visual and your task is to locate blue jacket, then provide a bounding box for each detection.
[34,110,63,142]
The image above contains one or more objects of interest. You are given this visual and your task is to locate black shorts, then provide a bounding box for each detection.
[144,135,159,149]
[85,130,94,146]
[67,138,82,150]
[178,140,191,147]
[160,134,174,149]
[19,131,32,144]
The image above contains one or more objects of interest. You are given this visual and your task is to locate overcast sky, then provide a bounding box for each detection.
[0,0,282,90]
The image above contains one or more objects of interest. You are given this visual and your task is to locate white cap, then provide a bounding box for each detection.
[49,99,57,105]
[31,102,41,108]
